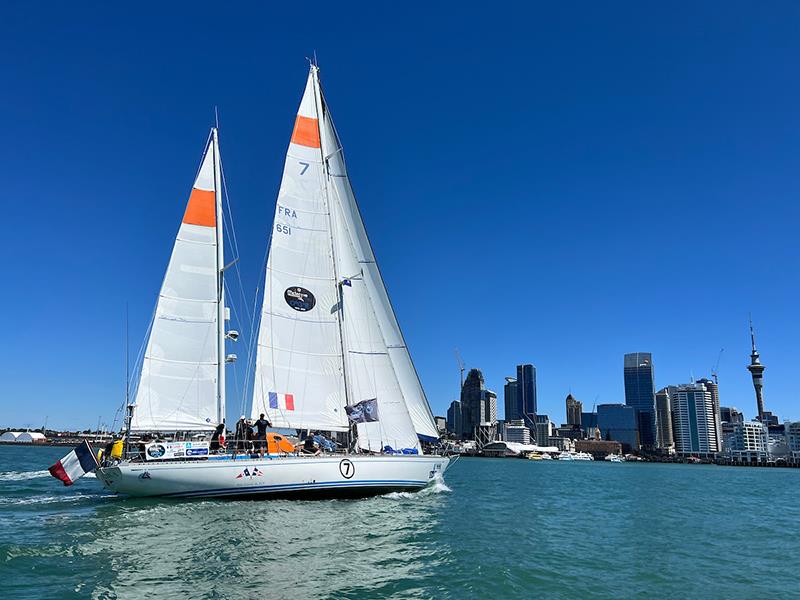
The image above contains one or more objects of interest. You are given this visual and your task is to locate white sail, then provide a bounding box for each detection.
[132,132,223,432]
[318,84,440,445]
[251,73,349,432]
[318,97,425,451]
[251,66,439,450]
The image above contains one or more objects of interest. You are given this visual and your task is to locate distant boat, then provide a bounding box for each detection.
[94,64,455,499]
[604,454,624,463]
[558,451,593,461]
[557,451,574,461]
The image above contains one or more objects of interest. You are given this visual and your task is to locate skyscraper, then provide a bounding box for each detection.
[482,389,498,424]
[746,318,766,421]
[668,383,721,455]
[655,388,674,450]
[565,394,582,427]
[446,400,462,438]
[623,352,658,449]
[696,378,722,453]
[460,369,483,439]
[504,377,520,421]
[517,364,537,430]
[535,414,553,447]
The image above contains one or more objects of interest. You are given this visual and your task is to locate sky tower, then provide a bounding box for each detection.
[746,317,766,421]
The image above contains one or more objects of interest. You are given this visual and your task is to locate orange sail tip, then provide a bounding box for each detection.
[182,188,216,227]
[291,115,321,148]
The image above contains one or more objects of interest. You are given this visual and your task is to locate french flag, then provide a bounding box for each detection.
[48,440,98,486]
[269,392,295,411]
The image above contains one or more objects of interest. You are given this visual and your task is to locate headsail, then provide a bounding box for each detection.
[319,93,440,445]
[131,131,224,432]
[251,72,349,432]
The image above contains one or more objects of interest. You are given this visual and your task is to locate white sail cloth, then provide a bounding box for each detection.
[251,73,349,432]
[251,67,439,451]
[132,136,221,432]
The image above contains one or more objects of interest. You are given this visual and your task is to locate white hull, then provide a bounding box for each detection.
[97,454,454,499]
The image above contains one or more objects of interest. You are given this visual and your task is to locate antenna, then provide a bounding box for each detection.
[214,106,220,130]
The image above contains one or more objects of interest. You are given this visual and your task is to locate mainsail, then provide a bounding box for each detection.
[131,130,225,432]
[251,66,439,450]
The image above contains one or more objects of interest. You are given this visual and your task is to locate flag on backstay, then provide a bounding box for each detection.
[48,440,98,486]
[346,398,379,423]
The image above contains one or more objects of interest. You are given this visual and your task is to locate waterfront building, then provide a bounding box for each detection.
[446,400,462,438]
[504,377,521,421]
[566,394,582,427]
[668,383,720,456]
[574,439,623,459]
[517,364,537,430]
[623,352,658,449]
[534,415,553,446]
[553,425,584,441]
[504,419,531,444]
[696,378,722,453]
[581,412,598,438]
[548,436,575,451]
[786,422,800,465]
[460,369,485,439]
[597,404,639,452]
[746,319,767,421]
[725,421,769,462]
[655,388,674,451]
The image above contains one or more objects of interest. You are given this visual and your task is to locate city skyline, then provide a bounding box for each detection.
[3,3,800,430]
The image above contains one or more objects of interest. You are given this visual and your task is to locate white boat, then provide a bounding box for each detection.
[604,453,624,463]
[573,452,594,461]
[96,64,454,499]
[557,451,574,461]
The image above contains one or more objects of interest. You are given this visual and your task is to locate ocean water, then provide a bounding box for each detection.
[1,446,798,599]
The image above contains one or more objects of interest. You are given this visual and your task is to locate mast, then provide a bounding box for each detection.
[311,65,352,414]
[213,127,226,426]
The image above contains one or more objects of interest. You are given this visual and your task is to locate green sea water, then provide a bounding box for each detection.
[1,445,798,599]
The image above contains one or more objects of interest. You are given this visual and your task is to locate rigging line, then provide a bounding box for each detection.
[241,225,272,414]
[219,159,253,331]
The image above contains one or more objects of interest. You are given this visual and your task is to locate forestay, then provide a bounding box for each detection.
[132,133,223,432]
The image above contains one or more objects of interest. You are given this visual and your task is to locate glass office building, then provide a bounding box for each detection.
[623,352,657,449]
[517,364,537,430]
[597,404,640,452]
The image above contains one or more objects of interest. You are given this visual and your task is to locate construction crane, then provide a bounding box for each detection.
[454,348,465,391]
[711,348,724,385]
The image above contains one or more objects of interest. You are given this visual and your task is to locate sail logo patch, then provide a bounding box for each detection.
[284,287,316,312]
[236,467,263,479]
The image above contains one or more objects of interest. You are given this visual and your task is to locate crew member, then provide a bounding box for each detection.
[301,431,321,456]
[254,413,272,458]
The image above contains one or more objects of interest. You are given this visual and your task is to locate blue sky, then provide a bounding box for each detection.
[2,2,799,430]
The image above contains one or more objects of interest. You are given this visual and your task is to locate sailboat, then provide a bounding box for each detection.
[95,65,454,499]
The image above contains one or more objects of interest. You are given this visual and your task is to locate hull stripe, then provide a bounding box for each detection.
[160,479,427,498]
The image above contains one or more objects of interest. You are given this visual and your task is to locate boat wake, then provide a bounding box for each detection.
[0,493,109,506]
[0,470,50,482]
[381,474,452,500]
